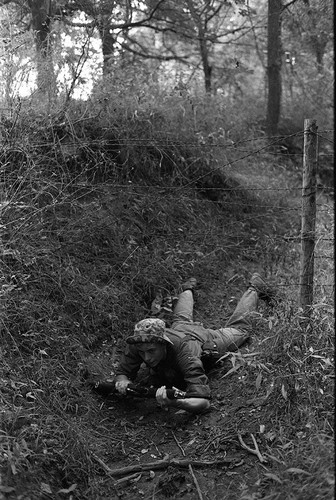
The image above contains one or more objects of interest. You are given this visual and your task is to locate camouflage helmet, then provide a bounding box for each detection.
[126,318,173,345]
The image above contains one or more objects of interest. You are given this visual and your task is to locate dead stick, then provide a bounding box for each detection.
[250,434,266,463]
[188,464,204,500]
[114,472,142,485]
[238,433,266,463]
[106,457,235,477]
[172,431,204,500]
[91,452,114,474]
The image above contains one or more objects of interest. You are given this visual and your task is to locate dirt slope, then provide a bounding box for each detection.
[0,155,333,500]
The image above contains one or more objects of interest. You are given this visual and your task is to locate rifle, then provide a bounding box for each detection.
[87,379,187,400]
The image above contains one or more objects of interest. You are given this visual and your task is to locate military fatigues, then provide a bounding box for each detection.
[116,287,259,398]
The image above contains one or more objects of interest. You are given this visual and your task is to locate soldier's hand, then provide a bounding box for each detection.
[155,386,170,407]
[115,379,131,395]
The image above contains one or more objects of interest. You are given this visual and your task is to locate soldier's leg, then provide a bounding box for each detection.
[209,287,259,354]
[224,288,259,330]
[171,278,197,324]
[210,273,276,355]
[172,290,194,323]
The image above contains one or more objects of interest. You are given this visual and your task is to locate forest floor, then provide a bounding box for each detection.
[0,144,334,500]
[82,318,289,500]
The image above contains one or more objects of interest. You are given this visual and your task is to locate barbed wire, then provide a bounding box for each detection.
[316,132,334,145]
[0,131,308,149]
[2,129,306,142]
[67,189,333,211]
[3,140,333,158]
[83,183,334,195]
[4,194,332,217]
[2,128,333,147]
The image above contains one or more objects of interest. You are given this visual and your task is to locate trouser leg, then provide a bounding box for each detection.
[225,288,259,330]
[208,288,260,356]
[172,290,194,323]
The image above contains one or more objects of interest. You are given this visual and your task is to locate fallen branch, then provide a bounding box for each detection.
[172,431,204,500]
[96,456,236,477]
[114,472,142,485]
[91,452,114,474]
[238,433,267,464]
[188,464,204,500]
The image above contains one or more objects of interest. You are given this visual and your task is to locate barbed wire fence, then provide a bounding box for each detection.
[0,120,334,311]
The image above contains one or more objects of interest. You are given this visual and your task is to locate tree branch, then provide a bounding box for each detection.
[62,0,167,31]
[282,0,300,12]
[121,36,192,63]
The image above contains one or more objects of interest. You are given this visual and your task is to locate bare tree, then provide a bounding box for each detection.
[266,0,282,136]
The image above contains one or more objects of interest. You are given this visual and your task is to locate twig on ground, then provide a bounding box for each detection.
[238,433,267,463]
[172,431,205,500]
[91,451,114,474]
[172,431,186,456]
[92,445,235,479]
[103,457,235,477]
[114,473,142,485]
[203,433,234,452]
[188,464,204,500]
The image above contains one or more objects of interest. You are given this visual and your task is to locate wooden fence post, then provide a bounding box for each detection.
[299,119,318,315]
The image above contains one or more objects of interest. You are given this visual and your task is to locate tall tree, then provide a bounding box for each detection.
[133,0,252,94]
[266,0,282,136]
[59,0,172,76]
[0,0,56,95]
[27,0,55,93]
[283,0,333,74]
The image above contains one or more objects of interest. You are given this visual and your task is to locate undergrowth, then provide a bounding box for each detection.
[0,92,334,499]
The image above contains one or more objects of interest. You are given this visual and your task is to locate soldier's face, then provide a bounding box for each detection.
[137,343,166,368]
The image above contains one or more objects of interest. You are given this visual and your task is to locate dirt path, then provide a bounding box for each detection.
[85,366,274,500]
[84,282,276,500]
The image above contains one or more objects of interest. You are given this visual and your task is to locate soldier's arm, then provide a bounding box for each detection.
[156,386,210,413]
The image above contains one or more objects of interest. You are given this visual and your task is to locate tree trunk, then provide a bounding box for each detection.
[28,0,55,95]
[266,0,282,136]
[313,37,327,74]
[199,36,212,94]
[186,0,212,94]
[97,24,116,76]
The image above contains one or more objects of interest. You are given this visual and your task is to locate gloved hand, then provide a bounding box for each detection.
[115,379,132,395]
[155,386,172,408]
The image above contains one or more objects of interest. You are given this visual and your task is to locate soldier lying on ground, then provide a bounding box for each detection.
[114,273,276,414]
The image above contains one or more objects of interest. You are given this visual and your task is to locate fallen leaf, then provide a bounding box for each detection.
[220,365,240,379]
[10,462,17,475]
[255,372,262,390]
[286,468,311,476]
[281,384,287,400]
[264,473,282,484]
[58,483,77,494]
[141,449,148,454]
[41,483,52,494]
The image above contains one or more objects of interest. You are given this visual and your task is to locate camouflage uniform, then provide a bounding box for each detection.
[116,284,261,399]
